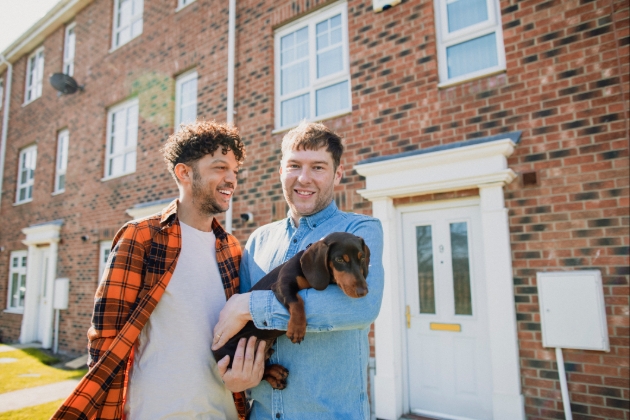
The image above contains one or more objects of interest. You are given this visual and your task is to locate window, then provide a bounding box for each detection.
[434,0,506,86]
[16,145,37,204]
[99,241,113,283]
[7,251,27,312]
[274,2,351,130]
[25,47,44,103]
[54,130,69,193]
[0,78,4,110]
[112,0,143,49]
[175,70,198,130]
[63,23,76,76]
[177,0,195,9]
[105,98,138,179]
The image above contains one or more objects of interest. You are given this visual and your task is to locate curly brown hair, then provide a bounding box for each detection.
[162,120,246,182]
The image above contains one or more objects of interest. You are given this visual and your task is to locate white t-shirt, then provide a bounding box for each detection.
[124,221,238,420]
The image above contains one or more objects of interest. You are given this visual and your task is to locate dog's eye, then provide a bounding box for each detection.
[335,257,345,264]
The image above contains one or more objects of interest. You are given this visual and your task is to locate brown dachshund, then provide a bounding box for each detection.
[212,232,370,390]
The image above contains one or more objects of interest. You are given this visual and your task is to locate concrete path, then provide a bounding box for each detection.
[0,379,79,413]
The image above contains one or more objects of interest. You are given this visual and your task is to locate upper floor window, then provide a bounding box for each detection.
[105,98,138,179]
[274,2,351,130]
[63,23,76,76]
[113,0,143,49]
[177,0,195,9]
[434,0,506,86]
[175,70,198,130]
[54,129,69,194]
[6,251,28,312]
[16,145,37,204]
[25,47,44,104]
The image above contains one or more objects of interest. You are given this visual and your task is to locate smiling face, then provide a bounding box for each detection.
[188,150,239,216]
[280,147,343,223]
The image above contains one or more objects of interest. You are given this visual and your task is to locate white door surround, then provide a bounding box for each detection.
[355,133,525,420]
[20,220,62,349]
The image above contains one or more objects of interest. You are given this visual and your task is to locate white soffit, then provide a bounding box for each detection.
[355,135,520,200]
[22,220,63,245]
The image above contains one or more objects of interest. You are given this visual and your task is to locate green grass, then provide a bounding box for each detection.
[0,345,87,394]
[0,399,65,420]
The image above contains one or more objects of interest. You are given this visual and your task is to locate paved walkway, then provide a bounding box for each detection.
[0,379,79,413]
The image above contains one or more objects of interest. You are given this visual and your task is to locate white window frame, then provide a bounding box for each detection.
[0,78,4,110]
[176,0,196,11]
[63,23,76,76]
[274,1,351,131]
[54,129,69,194]
[175,69,198,130]
[6,250,28,313]
[434,0,506,87]
[24,47,44,104]
[112,0,144,49]
[16,145,37,204]
[104,98,138,180]
[99,241,113,283]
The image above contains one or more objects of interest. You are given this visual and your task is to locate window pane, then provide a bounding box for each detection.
[19,274,26,307]
[58,174,65,191]
[126,105,138,147]
[12,257,18,268]
[281,61,309,95]
[110,155,124,176]
[11,273,19,307]
[317,46,343,78]
[124,151,136,173]
[316,80,349,116]
[447,0,489,32]
[281,27,308,65]
[22,256,27,267]
[19,187,26,201]
[446,32,498,79]
[450,222,473,315]
[281,93,309,127]
[416,225,435,314]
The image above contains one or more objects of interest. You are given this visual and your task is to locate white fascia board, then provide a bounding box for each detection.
[355,138,517,199]
[0,0,92,72]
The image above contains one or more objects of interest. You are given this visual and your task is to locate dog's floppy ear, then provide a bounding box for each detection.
[300,241,331,290]
[360,238,371,278]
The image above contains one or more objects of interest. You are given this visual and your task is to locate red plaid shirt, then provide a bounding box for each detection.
[52,200,248,419]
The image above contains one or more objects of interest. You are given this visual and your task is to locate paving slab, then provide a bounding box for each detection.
[0,379,79,413]
[65,354,88,369]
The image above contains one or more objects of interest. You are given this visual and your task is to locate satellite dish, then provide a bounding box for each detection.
[49,73,83,94]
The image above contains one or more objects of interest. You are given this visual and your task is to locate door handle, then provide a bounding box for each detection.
[406,305,411,329]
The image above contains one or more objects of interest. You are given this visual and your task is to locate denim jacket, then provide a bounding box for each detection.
[240,201,384,419]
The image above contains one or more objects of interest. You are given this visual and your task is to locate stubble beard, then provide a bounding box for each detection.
[191,168,228,216]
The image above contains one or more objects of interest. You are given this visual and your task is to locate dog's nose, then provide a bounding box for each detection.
[355,286,368,297]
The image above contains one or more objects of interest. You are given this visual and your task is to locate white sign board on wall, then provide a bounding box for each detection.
[537,270,609,352]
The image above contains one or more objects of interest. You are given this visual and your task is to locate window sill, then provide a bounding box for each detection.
[437,68,506,89]
[272,110,352,135]
[51,190,65,196]
[175,1,195,12]
[22,97,40,107]
[109,33,142,54]
[101,171,135,182]
[13,199,33,206]
[3,308,24,315]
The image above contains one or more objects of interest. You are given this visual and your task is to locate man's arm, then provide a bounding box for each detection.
[87,223,147,368]
[213,219,383,349]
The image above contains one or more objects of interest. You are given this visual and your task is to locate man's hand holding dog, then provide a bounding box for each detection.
[212,292,252,350]
[217,336,266,392]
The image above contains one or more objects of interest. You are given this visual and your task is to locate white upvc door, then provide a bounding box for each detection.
[36,247,51,342]
[403,203,493,420]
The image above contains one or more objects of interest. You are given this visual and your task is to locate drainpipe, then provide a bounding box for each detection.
[0,55,12,210]
[369,357,376,420]
[225,0,236,233]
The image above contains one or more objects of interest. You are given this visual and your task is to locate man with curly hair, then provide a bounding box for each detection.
[53,121,264,420]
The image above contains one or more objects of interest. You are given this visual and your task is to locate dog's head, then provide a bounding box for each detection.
[300,232,370,298]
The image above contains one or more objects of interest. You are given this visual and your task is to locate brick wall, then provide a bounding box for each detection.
[0,0,627,418]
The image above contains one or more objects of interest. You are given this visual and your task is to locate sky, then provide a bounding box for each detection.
[0,0,61,53]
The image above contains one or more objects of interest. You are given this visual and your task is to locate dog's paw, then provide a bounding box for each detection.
[287,322,306,344]
[264,364,289,389]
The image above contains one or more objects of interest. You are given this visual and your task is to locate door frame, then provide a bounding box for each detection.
[355,133,525,420]
[20,220,62,348]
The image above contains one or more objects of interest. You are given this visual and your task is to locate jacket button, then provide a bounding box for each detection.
[263,321,267,326]
[293,239,297,243]
[276,414,281,418]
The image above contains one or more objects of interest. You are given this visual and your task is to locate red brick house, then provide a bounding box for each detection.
[0,0,627,419]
